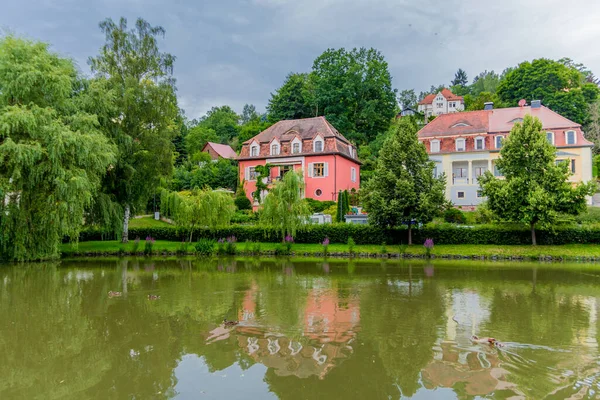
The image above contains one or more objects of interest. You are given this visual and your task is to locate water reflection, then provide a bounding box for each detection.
[1,259,600,399]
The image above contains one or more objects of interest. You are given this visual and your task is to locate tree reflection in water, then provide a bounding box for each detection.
[1,259,600,399]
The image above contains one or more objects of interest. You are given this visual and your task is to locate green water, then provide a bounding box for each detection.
[1,258,600,399]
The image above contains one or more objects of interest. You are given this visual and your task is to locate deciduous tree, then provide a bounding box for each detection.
[363,119,446,245]
[0,36,116,260]
[451,68,468,87]
[479,115,595,245]
[88,17,179,242]
[267,73,315,122]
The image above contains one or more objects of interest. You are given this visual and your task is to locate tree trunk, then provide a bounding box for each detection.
[408,225,413,246]
[122,204,130,243]
[530,222,537,246]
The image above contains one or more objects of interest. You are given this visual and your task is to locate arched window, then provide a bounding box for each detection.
[565,130,576,145]
[313,137,324,152]
[292,142,300,154]
[271,143,280,155]
[250,145,259,157]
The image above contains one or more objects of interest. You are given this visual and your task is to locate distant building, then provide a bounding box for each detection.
[418,88,465,118]
[201,142,237,160]
[418,101,594,206]
[237,116,360,205]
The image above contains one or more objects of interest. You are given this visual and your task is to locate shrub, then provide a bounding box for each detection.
[380,242,387,254]
[177,241,188,255]
[195,238,215,256]
[305,198,336,213]
[575,207,600,224]
[231,210,257,224]
[444,208,467,224]
[132,237,140,254]
[225,236,237,255]
[144,236,155,255]
[234,193,252,211]
[474,204,495,224]
[347,237,355,254]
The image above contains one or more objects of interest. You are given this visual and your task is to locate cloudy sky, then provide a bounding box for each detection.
[3,0,600,119]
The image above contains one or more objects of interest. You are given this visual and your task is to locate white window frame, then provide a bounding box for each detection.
[250,144,259,157]
[565,130,576,145]
[271,142,280,156]
[456,138,466,152]
[430,140,440,153]
[457,191,465,199]
[546,131,555,145]
[247,166,258,181]
[351,167,356,182]
[291,137,301,154]
[313,136,324,152]
[476,190,483,198]
[475,136,485,151]
[308,162,328,178]
[315,189,323,197]
[495,135,503,149]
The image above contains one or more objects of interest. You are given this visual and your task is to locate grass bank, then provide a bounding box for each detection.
[61,240,600,262]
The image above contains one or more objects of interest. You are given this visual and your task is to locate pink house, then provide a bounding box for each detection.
[237,117,360,205]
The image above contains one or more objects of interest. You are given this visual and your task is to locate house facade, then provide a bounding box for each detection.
[237,117,360,205]
[201,142,237,160]
[418,88,465,119]
[417,101,594,207]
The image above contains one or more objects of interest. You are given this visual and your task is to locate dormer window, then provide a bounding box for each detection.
[456,138,466,152]
[509,118,524,124]
[250,144,259,157]
[451,122,470,128]
[292,142,300,154]
[565,130,576,145]
[430,140,440,153]
[475,136,485,150]
[271,143,280,155]
[313,137,324,152]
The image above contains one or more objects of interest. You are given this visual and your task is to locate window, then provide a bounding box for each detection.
[566,130,576,145]
[430,140,440,153]
[475,137,485,150]
[248,167,258,181]
[457,192,465,199]
[315,189,322,197]
[474,167,486,177]
[546,132,554,145]
[271,143,279,155]
[436,102,444,108]
[280,165,292,178]
[251,145,259,157]
[433,166,438,177]
[493,165,502,177]
[476,190,483,198]
[351,167,357,182]
[495,136,503,149]
[454,168,467,178]
[571,159,576,173]
[292,142,300,154]
[456,138,466,152]
[314,139,323,152]
[313,163,325,177]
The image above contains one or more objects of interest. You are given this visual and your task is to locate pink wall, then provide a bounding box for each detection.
[239,155,360,204]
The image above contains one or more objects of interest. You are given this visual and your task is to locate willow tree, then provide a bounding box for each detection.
[0,36,116,261]
[260,170,311,239]
[162,189,235,242]
[479,115,595,245]
[89,17,179,242]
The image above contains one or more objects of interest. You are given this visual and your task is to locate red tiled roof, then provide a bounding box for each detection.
[418,111,490,137]
[488,105,580,133]
[418,94,435,105]
[203,142,237,159]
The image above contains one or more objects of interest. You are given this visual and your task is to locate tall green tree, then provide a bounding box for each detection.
[363,119,446,245]
[240,103,259,124]
[497,58,599,124]
[185,125,218,156]
[88,17,179,242]
[312,47,397,144]
[398,89,417,109]
[260,170,311,238]
[267,73,315,122]
[451,68,468,87]
[196,105,240,144]
[479,115,595,245]
[0,36,116,261]
[470,70,500,95]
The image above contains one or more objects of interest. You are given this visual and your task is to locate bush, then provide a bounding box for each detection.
[347,237,355,254]
[78,222,600,246]
[305,198,336,213]
[575,207,600,224]
[234,193,252,211]
[444,208,467,224]
[144,236,155,255]
[474,204,495,224]
[231,210,257,224]
[195,238,215,256]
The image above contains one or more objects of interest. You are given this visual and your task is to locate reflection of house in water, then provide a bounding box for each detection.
[232,286,360,379]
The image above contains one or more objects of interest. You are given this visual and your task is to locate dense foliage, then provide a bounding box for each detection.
[88,17,179,242]
[479,115,595,245]
[0,36,116,261]
[363,118,446,244]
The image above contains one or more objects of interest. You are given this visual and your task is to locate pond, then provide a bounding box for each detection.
[1,258,600,399]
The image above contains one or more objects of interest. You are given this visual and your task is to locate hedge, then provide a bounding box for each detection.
[76,223,600,245]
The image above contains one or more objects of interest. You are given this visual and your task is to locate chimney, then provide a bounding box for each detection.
[531,100,541,109]
[483,102,493,110]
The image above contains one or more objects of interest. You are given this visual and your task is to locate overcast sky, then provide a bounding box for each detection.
[3,0,600,119]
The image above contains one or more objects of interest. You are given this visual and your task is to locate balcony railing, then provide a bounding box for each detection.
[452,177,469,184]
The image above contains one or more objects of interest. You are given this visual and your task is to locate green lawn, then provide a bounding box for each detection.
[129,216,173,229]
[61,240,600,260]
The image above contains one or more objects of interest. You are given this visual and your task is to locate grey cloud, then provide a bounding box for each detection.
[2,0,600,119]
